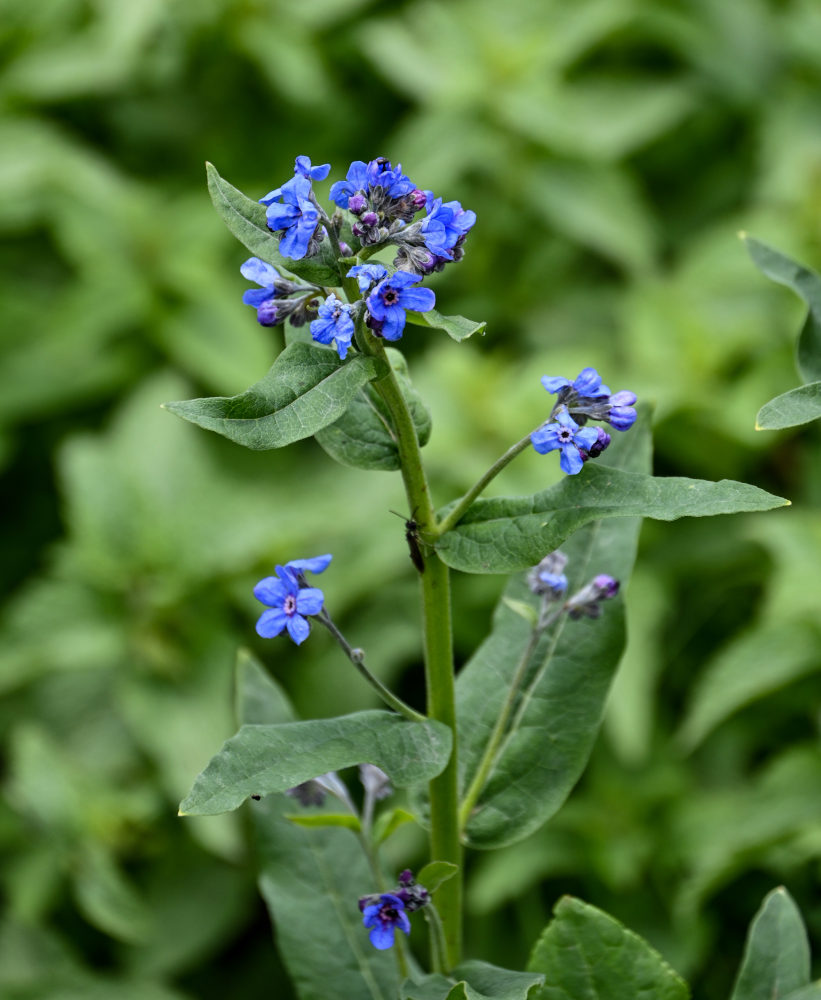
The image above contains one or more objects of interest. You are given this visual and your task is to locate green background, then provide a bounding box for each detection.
[2,0,821,997]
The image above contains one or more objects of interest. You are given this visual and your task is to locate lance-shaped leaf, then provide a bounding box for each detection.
[756,382,821,430]
[527,896,689,1000]
[401,961,543,1000]
[405,308,487,342]
[315,348,432,470]
[206,162,341,286]
[163,342,384,450]
[456,421,649,847]
[180,710,452,815]
[743,235,821,384]
[435,465,787,574]
[730,887,811,1000]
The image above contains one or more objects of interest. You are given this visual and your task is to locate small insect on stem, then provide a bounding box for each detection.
[389,509,425,574]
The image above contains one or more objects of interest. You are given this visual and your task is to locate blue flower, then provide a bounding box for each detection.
[329,160,370,209]
[241,257,285,326]
[366,272,435,341]
[420,195,476,260]
[294,155,331,181]
[253,555,331,645]
[365,158,415,198]
[264,175,320,260]
[348,263,388,293]
[310,295,355,359]
[540,370,638,432]
[604,391,638,431]
[531,410,600,475]
[361,894,411,950]
[541,367,611,399]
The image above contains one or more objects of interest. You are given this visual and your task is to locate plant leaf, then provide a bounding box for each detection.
[405,308,487,342]
[402,961,543,1000]
[314,348,431,470]
[730,887,811,1000]
[179,711,452,815]
[372,807,416,845]
[743,235,821,384]
[206,162,340,286]
[285,812,362,831]
[435,465,787,574]
[527,896,689,1000]
[756,382,821,430]
[416,861,459,894]
[163,342,384,450]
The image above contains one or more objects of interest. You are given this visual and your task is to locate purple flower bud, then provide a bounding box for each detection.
[338,241,353,257]
[593,575,620,599]
[361,211,379,228]
[348,193,368,216]
[410,189,427,210]
[582,427,611,460]
[398,869,414,886]
[565,574,620,619]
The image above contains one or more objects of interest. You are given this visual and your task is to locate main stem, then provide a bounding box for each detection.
[361,328,462,969]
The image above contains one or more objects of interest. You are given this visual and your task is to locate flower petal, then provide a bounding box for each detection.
[295,587,324,616]
[398,286,435,313]
[573,367,603,396]
[559,444,584,475]
[256,608,287,638]
[541,375,572,394]
[368,924,396,950]
[240,257,279,286]
[253,576,289,606]
[285,614,311,645]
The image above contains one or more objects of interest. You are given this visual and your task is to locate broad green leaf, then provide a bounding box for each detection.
[402,961,543,1000]
[180,711,452,815]
[285,812,362,831]
[405,308,487,342]
[678,621,821,751]
[782,987,821,1000]
[435,465,787,575]
[730,887,810,1000]
[206,162,340,286]
[315,348,432,470]
[234,648,296,728]
[456,419,650,847]
[743,236,821,383]
[528,896,689,1000]
[756,382,821,430]
[163,342,384,450]
[416,861,459,894]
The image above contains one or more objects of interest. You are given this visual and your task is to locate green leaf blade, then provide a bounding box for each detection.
[206,162,340,286]
[528,896,689,1000]
[405,308,487,342]
[756,382,821,430]
[402,961,543,1000]
[164,342,384,450]
[435,466,788,575]
[180,710,452,815]
[730,887,811,1000]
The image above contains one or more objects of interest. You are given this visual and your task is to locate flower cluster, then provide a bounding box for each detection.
[531,367,637,475]
[253,554,331,646]
[359,869,430,950]
[528,549,620,624]
[241,257,321,327]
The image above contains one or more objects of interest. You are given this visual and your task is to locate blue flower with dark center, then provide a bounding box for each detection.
[241,257,285,326]
[263,175,319,260]
[366,272,435,341]
[365,158,415,198]
[253,555,331,645]
[348,263,388,293]
[361,894,411,950]
[541,370,637,432]
[310,295,355,359]
[531,410,600,475]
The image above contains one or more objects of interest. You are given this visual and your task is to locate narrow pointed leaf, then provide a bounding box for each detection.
[435,465,787,574]
[372,807,416,845]
[730,887,811,1000]
[528,896,689,1000]
[416,861,459,894]
[164,342,384,450]
[756,382,821,430]
[315,348,431,470]
[284,812,362,831]
[180,711,452,815]
[743,235,821,383]
[456,419,650,847]
[405,308,486,342]
[206,162,340,285]
[402,961,543,1000]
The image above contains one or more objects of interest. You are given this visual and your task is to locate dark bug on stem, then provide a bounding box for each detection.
[390,509,425,574]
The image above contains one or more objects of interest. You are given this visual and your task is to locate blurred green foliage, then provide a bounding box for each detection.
[2,0,821,997]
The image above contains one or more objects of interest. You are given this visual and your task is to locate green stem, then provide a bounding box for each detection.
[423,904,449,975]
[458,605,563,831]
[359,328,462,969]
[315,611,425,723]
[432,432,534,539]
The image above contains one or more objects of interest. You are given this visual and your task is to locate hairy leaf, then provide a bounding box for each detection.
[163,342,384,450]
[528,896,689,1000]
[756,382,821,430]
[180,711,452,815]
[405,308,487,342]
[402,961,543,1000]
[730,887,810,1000]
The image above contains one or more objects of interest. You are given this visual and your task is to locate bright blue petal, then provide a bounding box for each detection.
[266,202,298,231]
[362,905,381,924]
[398,286,435,313]
[286,614,311,645]
[240,257,279,286]
[530,425,560,454]
[541,375,571,394]
[559,445,584,475]
[295,587,324,616]
[253,576,289,606]
[259,187,283,206]
[368,924,396,950]
[256,608,287,638]
[380,307,406,341]
[243,287,273,308]
[575,427,600,450]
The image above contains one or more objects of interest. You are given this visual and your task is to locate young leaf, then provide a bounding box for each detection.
[179,711,452,815]
[404,308,487,342]
[315,348,432,470]
[743,235,821,384]
[163,342,384,450]
[756,382,821,430]
[206,162,341,286]
[402,961,543,1000]
[527,896,689,1000]
[730,887,811,1000]
[435,465,787,574]
[416,861,459,894]
[372,807,416,845]
[285,812,362,832]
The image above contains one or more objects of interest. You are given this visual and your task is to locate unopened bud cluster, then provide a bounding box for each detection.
[528,550,620,624]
